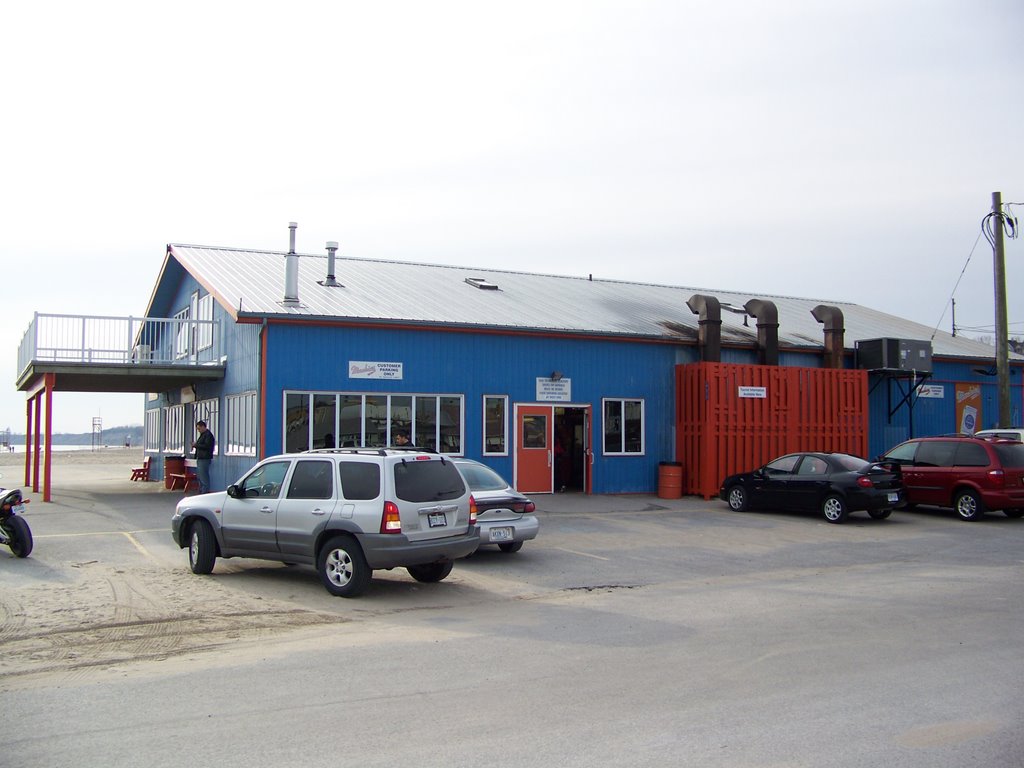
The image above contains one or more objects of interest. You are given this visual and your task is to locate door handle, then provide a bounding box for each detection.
[547,450,552,467]
[260,506,274,514]
[311,508,326,516]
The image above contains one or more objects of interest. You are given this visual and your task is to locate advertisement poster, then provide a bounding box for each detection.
[955,383,982,435]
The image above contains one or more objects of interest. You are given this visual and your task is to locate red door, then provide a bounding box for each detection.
[515,405,554,494]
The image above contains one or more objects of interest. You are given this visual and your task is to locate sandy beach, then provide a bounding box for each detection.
[0,447,149,487]
[0,447,145,468]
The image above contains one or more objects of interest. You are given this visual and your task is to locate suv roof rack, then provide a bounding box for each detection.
[302,446,440,456]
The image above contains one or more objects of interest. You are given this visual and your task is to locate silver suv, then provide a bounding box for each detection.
[171,448,479,597]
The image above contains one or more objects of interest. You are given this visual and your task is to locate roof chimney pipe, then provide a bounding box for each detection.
[743,299,779,365]
[320,241,342,287]
[811,304,845,369]
[686,294,722,362]
[283,221,300,305]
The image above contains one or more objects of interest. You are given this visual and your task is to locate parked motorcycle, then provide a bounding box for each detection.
[0,477,32,558]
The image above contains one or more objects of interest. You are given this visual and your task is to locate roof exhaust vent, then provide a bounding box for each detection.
[811,304,845,369]
[320,241,343,287]
[686,294,722,362]
[743,299,779,365]
[282,221,301,305]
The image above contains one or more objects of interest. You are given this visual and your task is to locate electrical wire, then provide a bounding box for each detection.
[931,229,983,341]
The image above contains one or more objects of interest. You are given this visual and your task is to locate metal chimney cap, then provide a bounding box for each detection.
[326,241,339,249]
[289,222,298,228]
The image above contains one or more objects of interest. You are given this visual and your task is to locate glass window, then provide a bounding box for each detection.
[226,391,257,456]
[163,404,185,453]
[415,396,438,451]
[193,398,219,455]
[603,398,644,455]
[197,294,214,351]
[993,443,1024,468]
[313,394,337,449]
[796,456,829,475]
[523,415,547,449]
[765,455,800,474]
[882,442,918,464]
[145,409,160,452]
[338,461,381,500]
[285,393,309,453]
[916,441,958,467]
[483,396,507,455]
[390,395,412,446]
[283,391,464,454]
[287,460,334,499]
[456,461,508,492]
[239,461,290,498]
[393,460,465,503]
[954,442,990,468]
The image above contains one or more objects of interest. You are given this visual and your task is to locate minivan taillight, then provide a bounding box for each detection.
[469,495,478,526]
[988,468,1005,488]
[381,501,402,534]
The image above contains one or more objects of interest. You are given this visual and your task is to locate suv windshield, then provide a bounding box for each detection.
[394,460,466,502]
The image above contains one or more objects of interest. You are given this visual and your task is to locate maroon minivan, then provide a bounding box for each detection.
[879,436,1024,521]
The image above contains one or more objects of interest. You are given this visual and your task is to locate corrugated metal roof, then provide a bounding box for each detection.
[167,244,1018,361]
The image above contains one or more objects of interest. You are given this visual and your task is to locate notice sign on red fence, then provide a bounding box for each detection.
[738,386,767,399]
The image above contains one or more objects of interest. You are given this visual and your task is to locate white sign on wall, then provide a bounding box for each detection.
[349,361,404,380]
[738,386,767,399]
[537,377,572,402]
[917,384,945,398]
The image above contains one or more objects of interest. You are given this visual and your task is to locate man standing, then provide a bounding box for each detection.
[192,420,216,493]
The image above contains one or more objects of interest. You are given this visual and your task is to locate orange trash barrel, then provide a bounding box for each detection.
[657,462,683,499]
[164,456,185,490]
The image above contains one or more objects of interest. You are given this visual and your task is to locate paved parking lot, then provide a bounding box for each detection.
[3,467,1024,767]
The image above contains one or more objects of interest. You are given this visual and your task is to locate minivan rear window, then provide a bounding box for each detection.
[993,443,1024,468]
[394,459,466,502]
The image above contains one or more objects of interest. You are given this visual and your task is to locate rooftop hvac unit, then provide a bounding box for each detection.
[132,344,152,363]
[855,338,932,374]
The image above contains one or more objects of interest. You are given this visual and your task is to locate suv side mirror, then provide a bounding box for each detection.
[227,484,240,499]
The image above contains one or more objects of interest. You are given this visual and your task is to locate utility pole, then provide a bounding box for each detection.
[992,191,1011,426]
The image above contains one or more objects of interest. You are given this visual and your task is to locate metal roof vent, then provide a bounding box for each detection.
[465,277,500,291]
[280,222,304,307]
[743,299,780,365]
[686,294,722,362]
[319,241,343,287]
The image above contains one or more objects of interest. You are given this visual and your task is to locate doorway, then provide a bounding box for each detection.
[514,403,591,494]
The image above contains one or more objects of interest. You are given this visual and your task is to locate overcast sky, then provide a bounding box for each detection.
[2,1,1022,435]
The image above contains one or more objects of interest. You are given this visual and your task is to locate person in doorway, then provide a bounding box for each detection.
[192,420,216,493]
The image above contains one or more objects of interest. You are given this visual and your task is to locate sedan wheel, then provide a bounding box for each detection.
[954,490,985,521]
[821,494,849,524]
[868,509,892,520]
[727,486,749,512]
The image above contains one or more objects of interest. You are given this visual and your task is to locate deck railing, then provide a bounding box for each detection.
[18,313,221,377]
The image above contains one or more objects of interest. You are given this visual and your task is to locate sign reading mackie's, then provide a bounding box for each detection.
[349,361,404,380]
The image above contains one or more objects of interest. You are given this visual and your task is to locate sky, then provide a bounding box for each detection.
[2,0,1022,435]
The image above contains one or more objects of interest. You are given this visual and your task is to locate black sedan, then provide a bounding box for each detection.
[719,452,903,524]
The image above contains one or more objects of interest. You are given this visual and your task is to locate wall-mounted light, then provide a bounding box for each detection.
[550,371,563,381]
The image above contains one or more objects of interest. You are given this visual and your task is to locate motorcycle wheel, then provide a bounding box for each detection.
[4,516,33,558]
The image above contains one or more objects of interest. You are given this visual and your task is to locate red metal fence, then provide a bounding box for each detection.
[676,362,869,499]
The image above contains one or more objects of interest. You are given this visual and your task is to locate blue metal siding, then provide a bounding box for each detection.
[262,324,678,493]
[866,359,1024,458]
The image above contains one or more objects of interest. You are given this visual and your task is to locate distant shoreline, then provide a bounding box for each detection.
[0,447,144,468]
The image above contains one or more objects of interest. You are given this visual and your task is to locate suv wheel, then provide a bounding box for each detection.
[407,561,454,583]
[188,519,217,574]
[821,494,849,524]
[318,536,371,597]
[954,489,985,521]
[727,486,749,512]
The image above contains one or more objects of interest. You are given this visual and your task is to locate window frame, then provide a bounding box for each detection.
[601,397,645,456]
[482,395,508,456]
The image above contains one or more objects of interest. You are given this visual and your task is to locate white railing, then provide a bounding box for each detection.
[18,313,220,377]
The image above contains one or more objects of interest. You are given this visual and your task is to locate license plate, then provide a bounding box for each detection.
[488,526,513,542]
[887,492,899,503]
[428,512,447,528]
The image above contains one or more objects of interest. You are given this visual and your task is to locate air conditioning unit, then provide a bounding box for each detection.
[132,344,152,363]
[855,338,932,374]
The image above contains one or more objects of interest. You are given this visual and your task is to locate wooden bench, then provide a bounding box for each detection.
[130,455,151,481]
[168,458,199,491]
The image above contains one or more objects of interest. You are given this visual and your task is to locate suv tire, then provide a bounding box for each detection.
[407,561,454,583]
[822,494,849,524]
[954,489,986,521]
[188,519,217,574]
[318,535,371,597]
